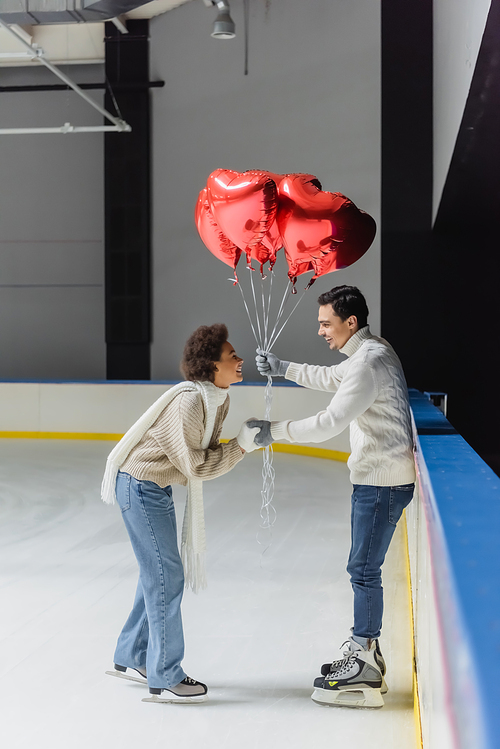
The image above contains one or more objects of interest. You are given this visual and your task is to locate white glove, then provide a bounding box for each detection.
[236,418,261,453]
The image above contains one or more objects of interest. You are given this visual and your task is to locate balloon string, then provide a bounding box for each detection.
[260,273,268,350]
[248,266,263,348]
[260,270,274,350]
[233,279,260,347]
[268,288,307,350]
[257,375,276,553]
[265,270,274,348]
[249,277,276,553]
[267,280,292,351]
[234,268,297,557]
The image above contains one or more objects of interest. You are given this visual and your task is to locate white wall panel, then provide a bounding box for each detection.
[0,383,40,431]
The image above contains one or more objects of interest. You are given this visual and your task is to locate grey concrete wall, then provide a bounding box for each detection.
[0,64,105,380]
[149,0,381,381]
[0,1,381,381]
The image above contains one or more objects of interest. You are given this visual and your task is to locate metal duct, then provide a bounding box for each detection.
[0,1,153,25]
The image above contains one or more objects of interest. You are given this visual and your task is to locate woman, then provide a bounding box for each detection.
[102,324,259,704]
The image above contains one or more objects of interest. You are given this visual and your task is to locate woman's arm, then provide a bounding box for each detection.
[150,391,244,481]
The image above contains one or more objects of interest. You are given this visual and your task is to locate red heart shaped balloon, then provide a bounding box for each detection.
[309,207,376,282]
[207,169,277,264]
[195,187,242,271]
[277,174,376,284]
[243,171,321,272]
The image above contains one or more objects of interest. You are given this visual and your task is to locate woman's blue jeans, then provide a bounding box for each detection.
[347,483,414,640]
[113,472,186,689]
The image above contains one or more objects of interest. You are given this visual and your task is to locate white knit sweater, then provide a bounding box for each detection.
[270,326,416,486]
[120,390,243,488]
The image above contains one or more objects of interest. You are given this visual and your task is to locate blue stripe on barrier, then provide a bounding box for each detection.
[410,389,500,749]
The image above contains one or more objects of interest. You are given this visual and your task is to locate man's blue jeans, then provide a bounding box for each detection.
[347,483,414,640]
[113,472,186,689]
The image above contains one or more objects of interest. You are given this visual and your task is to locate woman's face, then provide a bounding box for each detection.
[213,341,243,388]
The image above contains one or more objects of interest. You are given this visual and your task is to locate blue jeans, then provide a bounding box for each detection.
[113,472,186,689]
[347,483,414,640]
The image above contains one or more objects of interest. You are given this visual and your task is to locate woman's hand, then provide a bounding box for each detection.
[236,419,261,453]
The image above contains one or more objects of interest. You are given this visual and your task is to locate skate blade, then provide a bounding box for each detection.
[142,693,207,705]
[105,670,147,685]
[381,676,388,695]
[311,687,384,709]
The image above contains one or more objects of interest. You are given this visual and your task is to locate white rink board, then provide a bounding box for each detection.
[0,382,351,454]
[406,482,455,749]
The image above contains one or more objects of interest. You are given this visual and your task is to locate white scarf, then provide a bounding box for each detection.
[101,380,228,593]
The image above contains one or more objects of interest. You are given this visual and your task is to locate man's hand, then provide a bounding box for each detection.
[247,419,274,448]
[255,349,289,378]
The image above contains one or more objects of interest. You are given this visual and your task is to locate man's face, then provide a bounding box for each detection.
[318,305,358,350]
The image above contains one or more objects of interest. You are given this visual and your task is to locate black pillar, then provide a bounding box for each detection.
[380,0,434,360]
[104,19,151,380]
[431,0,500,470]
[380,2,434,378]
[381,1,500,475]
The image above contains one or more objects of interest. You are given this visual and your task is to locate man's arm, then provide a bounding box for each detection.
[271,359,378,443]
[256,349,346,392]
[286,361,346,392]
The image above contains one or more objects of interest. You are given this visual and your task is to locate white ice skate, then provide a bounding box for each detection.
[142,676,208,704]
[312,639,384,709]
[319,637,388,694]
[105,663,147,685]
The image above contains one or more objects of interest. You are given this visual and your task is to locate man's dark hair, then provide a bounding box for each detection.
[181,323,228,382]
[317,286,369,328]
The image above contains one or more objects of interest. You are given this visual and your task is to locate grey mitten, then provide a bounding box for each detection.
[246,419,274,447]
[255,348,289,377]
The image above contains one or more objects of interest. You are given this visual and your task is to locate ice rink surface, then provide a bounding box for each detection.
[0,440,415,748]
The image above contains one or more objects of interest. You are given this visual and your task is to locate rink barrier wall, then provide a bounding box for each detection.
[0,380,351,455]
[407,390,500,749]
[403,511,424,749]
[0,429,350,463]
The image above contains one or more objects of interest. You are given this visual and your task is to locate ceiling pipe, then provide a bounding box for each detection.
[0,0,152,25]
[0,19,131,134]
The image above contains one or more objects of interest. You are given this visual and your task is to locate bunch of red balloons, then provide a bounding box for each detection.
[195,169,376,289]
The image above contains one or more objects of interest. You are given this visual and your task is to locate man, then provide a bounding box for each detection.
[250,285,415,709]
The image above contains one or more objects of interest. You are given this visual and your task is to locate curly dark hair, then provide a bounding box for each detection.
[180,323,229,382]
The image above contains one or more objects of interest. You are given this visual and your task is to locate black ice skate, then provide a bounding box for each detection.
[142,676,208,704]
[312,639,384,709]
[319,637,388,694]
[105,663,148,685]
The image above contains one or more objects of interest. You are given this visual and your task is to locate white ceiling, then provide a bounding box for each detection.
[0,0,197,66]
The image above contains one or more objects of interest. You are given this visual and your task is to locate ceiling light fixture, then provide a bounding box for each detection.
[211,0,235,39]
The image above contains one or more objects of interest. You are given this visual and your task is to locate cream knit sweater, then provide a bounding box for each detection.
[270,326,416,487]
[120,390,244,487]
